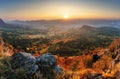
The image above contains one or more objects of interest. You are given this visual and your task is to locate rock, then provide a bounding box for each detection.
[10,52,38,77]
[10,52,63,79]
[37,53,57,67]
[53,65,63,74]
[37,53,62,78]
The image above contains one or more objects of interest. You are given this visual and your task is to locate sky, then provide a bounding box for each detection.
[0,0,120,20]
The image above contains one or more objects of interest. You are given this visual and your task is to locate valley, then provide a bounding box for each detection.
[1,19,120,56]
[0,18,120,79]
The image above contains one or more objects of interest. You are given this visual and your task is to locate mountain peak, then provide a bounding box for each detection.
[80,25,95,30]
[0,18,5,25]
[81,25,93,28]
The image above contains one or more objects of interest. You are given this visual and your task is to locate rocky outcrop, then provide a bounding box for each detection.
[10,52,38,77]
[37,53,62,78]
[10,52,63,78]
[37,53,57,67]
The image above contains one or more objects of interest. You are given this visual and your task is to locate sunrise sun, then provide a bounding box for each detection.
[63,14,69,19]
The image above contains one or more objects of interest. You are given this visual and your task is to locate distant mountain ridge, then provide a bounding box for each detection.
[9,19,120,29]
[0,18,30,31]
[0,18,5,26]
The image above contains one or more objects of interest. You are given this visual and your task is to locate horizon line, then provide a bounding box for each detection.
[2,18,120,22]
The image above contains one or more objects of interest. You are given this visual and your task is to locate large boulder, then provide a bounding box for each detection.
[10,52,38,77]
[10,52,63,78]
[37,53,63,78]
[37,53,57,67]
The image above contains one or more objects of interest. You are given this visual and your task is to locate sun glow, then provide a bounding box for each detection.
[63,14,69,19]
